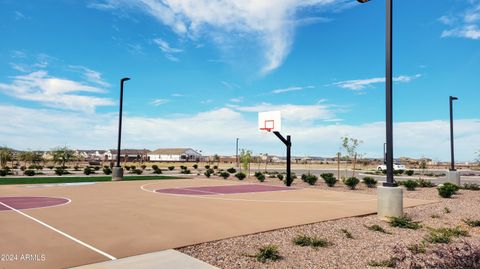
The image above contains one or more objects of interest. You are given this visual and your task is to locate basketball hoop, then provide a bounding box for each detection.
[258,111,281,133]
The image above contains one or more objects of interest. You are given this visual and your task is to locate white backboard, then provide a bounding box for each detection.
[258,111,281,132]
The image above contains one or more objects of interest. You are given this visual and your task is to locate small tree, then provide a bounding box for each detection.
[52,146,75,168]
[239,149,253,177]
[341,137,362,178]
[0,147,13,168]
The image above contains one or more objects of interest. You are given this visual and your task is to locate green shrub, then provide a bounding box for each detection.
[103,167,112,175]
[54,167,68,176]
[444,207,451,214]
[47,165,54,170]
[180,165,187,170]
[254,172,265,182]
[405,170,414,176]
[73,165,80,171]
[193,164,198,169]
[388,215,422,230]
[94,166,101,171]
[253,244,282,263]
[140,164,146,170]
[365,224,391,234]
[362,177,377,188]
[277,174,284,181]
[20,166,26,171]
[340,229,353,239]
[204,170,212,178]
[0,170,7,177]
[213,165,218,170]
[151,164,159,170]
[416,178,435,188]
[463,219,480,227]
[235,172,246,180]
[301,174,307,182]
[292,235,332,248]
[84,167,94,175]
[424,226,468,244]
[462,183,480,190]
[132,169,143,175]
[393,169,405,175]
[438,184,458,198]
[227,167,236,174]
[152,168,162,174]
[180,169,191,174]
[344,177,360,190]
[124,165,131,171]
[24,169,35,176]
[219,171,230,179]
[302,173,318,185]
[403,180,418,191]
[168,166,174,171]
[321,173,337,187]
[368,258,396,268]
[204,165,210,169]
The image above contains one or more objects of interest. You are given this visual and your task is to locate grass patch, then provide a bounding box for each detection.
[251,244,282,263]
[0,175,183,185]
[407,243,426,254]
[293,235,333,248]
[424,226,469,244]
[463,219,480,227]
[388,215,422,230]
[367,258,396,267]
[340,229,354,239]
[431,214,440,219]
[444,207,451,214]
[365,224,391,234]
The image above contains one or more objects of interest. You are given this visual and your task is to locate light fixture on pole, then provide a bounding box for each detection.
[112,77,130,181]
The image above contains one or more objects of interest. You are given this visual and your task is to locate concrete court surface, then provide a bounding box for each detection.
[0,178,432,269]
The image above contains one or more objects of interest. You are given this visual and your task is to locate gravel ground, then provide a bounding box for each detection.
[179,176,480,268]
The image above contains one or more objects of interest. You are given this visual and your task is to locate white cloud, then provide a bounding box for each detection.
[440,2,480,40]
[91,0,342,74]
[272,85,314,94]
[334,74,421,90]
[151,99,169,106]
[69,65,111,87]
[229,97,243,103]
[0,71,113,113]
[153,38,183,61]
[1,104,479,162]
[230,102,338,122]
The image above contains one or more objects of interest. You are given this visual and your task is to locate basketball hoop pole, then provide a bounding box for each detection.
[273,131,292,187]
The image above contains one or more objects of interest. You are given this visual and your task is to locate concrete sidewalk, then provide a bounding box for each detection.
[71,249,217,269]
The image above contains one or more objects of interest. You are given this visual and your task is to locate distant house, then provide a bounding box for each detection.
[148,148,201,162]
[105,149,150,162]
[75,150,108,161]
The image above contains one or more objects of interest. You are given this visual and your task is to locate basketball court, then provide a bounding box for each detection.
[0,178,432,269]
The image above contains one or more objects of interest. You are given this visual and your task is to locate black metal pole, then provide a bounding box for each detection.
[116,77,130,167]
[273,131,292,186]
[286,135,291,186]
[236,138,239,168]
[384,0,395,187]
[449,96,458,171]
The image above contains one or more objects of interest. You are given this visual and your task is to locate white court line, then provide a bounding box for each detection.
[140,182,377,204]
[182,187,223,195]
[0,201,117,261]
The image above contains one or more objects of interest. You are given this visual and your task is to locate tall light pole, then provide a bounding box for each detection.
[357,0,394,187]
[449,96,458,171]
[235,138,239,168]
[357,0,402,219]
[112,77,130,181]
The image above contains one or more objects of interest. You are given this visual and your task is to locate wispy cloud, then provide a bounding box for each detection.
[0,71,113,113]
[171,93,184,97]
[230,101,338,122]
[333,74,421,91]
[151,99,169,106]
[272,85,314,94]
[91,0,347,74]
[69,65,110,87]
[229,97,243,103]
[440,2,480,40]
[153,38,183,61]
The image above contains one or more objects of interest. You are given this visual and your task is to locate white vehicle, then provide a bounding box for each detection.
[377,163,406,171]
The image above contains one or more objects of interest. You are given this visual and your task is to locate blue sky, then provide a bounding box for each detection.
[1,0,479,161]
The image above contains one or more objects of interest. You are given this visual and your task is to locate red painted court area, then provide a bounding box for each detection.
[0,196,69,211]
[155,184,294,195]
